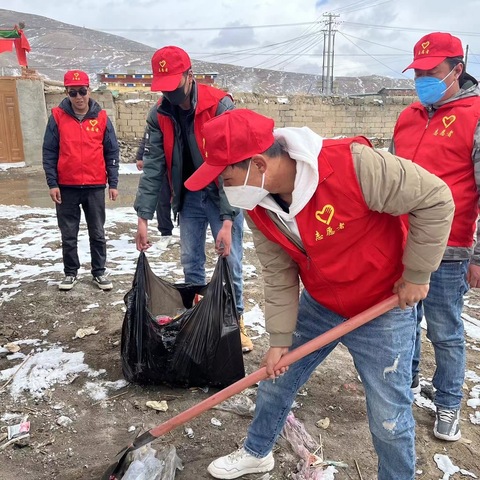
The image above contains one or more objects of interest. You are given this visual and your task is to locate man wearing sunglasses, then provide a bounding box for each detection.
[42,69,119,291]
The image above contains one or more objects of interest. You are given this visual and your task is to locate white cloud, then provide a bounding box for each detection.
[6,0,480,78]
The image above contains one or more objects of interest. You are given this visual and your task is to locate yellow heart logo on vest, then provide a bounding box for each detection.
[315,205,334,225]
[89,120,98,127]
[421,41,430,50]
[442,115,456,129]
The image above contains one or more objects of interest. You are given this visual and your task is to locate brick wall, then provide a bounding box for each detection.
[45,90,416,151]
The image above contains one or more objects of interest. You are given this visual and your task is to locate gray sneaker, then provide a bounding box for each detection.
[59,275,77,291]
[93,275,113,291]
[434,408,461,441]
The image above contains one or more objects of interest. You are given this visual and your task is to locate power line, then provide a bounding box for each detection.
[342,22,480,37]
[338,31,404,76]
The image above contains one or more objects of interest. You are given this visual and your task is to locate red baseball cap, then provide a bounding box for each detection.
[64,70,89,87]
[185,109,275,192]
[403,32,464,72]
[151,46,191,92]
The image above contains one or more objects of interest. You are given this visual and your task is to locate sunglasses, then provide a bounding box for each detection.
[67,87,88,98]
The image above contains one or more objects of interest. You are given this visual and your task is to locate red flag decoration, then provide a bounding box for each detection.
[0,25,31,66]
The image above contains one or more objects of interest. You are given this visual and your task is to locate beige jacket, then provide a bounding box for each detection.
[247,141,454,347]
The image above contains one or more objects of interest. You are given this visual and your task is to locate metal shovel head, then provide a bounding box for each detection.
[100,446,132,480]
[101,430,157,479]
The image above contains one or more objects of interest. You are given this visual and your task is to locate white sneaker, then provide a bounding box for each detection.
[157,236,171,250]
[207,447,274,479]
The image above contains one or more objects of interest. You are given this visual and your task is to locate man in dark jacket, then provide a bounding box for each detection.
[134,46,252,352]
[43,69,119,291]
[135,127,173,241]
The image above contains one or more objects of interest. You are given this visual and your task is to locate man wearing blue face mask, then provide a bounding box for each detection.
[134,46,252,352]
[391,31,480,442]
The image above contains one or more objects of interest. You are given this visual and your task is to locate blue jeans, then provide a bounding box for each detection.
[56,187,107,277]
[178,190,244,314]
[413,260,469,410]
[244,290,416,480]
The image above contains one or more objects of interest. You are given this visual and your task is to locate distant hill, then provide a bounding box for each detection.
[0,9,414,96]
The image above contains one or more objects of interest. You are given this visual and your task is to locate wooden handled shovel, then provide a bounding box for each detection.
[102,294,399,479]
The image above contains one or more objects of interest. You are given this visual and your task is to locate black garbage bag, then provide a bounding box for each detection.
[121,252,245,388]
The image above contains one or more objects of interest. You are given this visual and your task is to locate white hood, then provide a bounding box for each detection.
[258,127,322,229]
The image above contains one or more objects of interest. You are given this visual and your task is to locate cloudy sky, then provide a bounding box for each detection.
[4,0,480,79]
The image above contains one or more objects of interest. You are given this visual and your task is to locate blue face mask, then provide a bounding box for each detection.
[414,67,456,105]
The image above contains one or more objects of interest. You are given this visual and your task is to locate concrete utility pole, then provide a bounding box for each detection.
[321,13,340,95]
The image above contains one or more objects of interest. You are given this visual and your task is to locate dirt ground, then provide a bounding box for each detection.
[0,167,479,480]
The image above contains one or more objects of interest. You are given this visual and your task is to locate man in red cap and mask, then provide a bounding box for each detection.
[43,69,119,291]
[134,46,253,352]
[391,32,480,442]
[185,108,454,479]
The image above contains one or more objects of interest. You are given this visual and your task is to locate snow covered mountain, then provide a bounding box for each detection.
[0,9,414,95]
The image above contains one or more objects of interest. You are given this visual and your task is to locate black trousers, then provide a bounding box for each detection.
[156,172,174,236]
[56,187,107,277]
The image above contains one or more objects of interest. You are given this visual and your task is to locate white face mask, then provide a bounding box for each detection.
[223,160,269,210]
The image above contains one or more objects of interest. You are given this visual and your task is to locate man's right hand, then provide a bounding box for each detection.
[136,160,144,171]
[261,346,290,379]
[135,217,151,251]
[49,187,62,204]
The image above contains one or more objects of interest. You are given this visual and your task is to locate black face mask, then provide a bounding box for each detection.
[163,84,189,105]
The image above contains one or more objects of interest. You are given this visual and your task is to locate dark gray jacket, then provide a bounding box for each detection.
[134,82,239,221]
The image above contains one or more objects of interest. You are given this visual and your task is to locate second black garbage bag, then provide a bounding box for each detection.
[121,252,245,388]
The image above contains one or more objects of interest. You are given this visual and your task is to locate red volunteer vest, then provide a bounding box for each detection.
[157,84,231,187]
[393,97,480,247]
[52,108,108,186]
[248,137,405,318]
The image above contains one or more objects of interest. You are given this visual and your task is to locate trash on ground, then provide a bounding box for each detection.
[145,400,168,412]
[214,394,255,416]
[4,343,20,353]
[210,417,222,427]
[73,326,99,339]
[315,417,330,430]
[184,427,194,438]
[434,453,478,479]
[7,418,30,439]
[56,416,73,427]
[281,412,344,479]
[122,443,183,480]
[470,411,480,425]
[127,425,136,433]
[123,444,163,480]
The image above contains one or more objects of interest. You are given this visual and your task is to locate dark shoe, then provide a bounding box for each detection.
[93,275,113,291]
[411,374,421,395]
[59,275,77,291]
[434,408,461,441]
[207,447,274,479]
